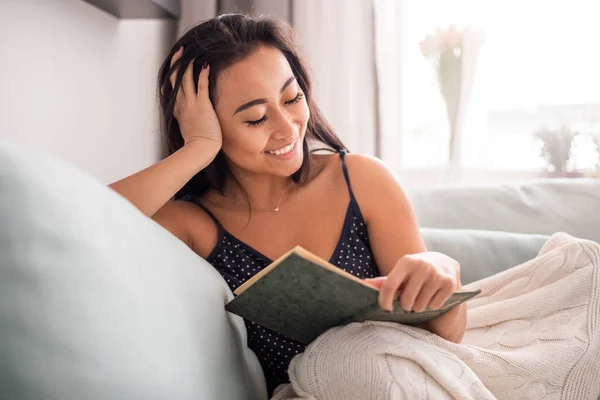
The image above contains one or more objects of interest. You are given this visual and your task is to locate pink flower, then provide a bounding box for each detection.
[419,36,432,57]
[420,25,465,59]
[446,25,462,49]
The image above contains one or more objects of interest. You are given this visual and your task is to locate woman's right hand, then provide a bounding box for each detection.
[170,47,223,154]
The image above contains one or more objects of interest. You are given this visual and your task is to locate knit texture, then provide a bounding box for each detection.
[273,233,600,400]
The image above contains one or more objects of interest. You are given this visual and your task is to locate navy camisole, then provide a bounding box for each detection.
[183,150,379,395]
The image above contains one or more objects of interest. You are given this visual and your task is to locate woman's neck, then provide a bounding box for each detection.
[222,170,295,211]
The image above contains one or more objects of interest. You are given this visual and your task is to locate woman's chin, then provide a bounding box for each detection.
[273,155,304,177]
[263,139,304,175]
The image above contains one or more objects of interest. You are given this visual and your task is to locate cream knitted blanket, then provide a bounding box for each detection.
[272,233,600,400]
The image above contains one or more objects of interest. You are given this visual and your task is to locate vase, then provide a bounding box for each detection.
[437,28,485,180]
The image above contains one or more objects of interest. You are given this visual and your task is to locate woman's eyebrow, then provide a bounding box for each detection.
[232,76,297,116]
[279,76,296,93]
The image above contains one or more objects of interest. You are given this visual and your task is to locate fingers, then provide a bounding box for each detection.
[169,47,183,90]
[169,46,209,99]
[412,276,440,312]
[377,254,458,313]
[170,48,185,114]
[363,277,386,289]
[197,63,210,99]
[182,57,196,96]
[429,278,454,309]
[379,268,409,312]
[398,269,427,312]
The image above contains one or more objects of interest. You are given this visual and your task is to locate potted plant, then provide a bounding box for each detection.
[533,126,582,178]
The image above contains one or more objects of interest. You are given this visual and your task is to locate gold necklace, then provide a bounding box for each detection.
[225,185,289,212]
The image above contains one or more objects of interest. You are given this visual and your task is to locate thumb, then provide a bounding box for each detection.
[363,276,386,289]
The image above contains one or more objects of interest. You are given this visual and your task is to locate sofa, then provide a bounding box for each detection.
[1,140,599,400]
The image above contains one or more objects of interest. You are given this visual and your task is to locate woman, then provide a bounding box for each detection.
[110,13,464,396]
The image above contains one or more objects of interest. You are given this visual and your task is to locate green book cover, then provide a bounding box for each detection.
[225,246,481,345]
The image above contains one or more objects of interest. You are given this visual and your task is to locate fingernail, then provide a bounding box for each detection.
[203,62,208,69]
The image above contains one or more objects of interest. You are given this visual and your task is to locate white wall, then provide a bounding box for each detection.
[0,0,176,184]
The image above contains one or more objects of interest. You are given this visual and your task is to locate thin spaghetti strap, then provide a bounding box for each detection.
[338,149,356,201]
[181,195,223,229]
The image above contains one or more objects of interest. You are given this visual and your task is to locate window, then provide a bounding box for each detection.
[376,0,600,175]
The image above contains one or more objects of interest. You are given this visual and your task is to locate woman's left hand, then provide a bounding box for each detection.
[364,252,461,312]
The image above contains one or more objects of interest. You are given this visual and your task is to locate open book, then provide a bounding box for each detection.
[225,246,481,345]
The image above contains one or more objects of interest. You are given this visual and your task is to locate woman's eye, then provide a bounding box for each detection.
[244,93,304,127]
[285,92,304,105]
[246,115,268,127]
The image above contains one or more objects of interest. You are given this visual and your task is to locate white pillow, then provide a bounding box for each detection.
[0,141,267,400]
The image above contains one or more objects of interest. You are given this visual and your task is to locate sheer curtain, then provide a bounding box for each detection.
[293,0,379,157]
[375,0,600,183]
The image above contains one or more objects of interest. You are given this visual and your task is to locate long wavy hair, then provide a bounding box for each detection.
[157,13,347,200]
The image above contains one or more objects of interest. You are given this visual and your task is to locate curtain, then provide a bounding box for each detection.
[292,0,380,157]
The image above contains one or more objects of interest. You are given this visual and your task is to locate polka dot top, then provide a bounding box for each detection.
[183,150,379,396]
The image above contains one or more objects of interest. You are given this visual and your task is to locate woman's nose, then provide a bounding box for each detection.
[271,111,298,140]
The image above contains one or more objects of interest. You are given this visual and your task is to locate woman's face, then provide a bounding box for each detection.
[214,45,310,178]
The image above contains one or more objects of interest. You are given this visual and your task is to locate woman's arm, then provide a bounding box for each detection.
[109,143,217,218]
[344,154,466,343]
[108,142,218,247]
[110,48,221,219]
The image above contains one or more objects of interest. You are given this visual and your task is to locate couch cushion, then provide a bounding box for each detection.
[0,141,267,400]
[408,179,600,243]
[420,228,549,284]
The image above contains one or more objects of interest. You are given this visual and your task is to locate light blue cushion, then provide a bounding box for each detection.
[0,141,267,400]
[420,228,549,284]
[409,179,600,243]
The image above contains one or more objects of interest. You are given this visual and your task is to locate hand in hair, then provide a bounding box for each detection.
[169,47,222,154]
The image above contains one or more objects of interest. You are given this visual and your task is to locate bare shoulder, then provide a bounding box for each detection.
[151,199,219,259]
[343,152,393,181]
[309,151,395,190]
[341,153,410,221]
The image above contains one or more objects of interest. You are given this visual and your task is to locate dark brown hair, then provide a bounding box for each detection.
[157,13,346,200]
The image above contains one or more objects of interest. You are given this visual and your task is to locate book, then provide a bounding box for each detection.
[225,246,481,345]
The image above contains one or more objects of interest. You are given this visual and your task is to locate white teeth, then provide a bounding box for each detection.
[267,141,295,156]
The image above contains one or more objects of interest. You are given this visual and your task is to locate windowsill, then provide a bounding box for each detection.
[397,167,600,188]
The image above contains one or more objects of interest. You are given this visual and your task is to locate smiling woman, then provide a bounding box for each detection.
[108,13,466,397]
[156,16,345,202]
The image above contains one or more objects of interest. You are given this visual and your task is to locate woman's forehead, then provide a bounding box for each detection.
[216,46,294,106]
